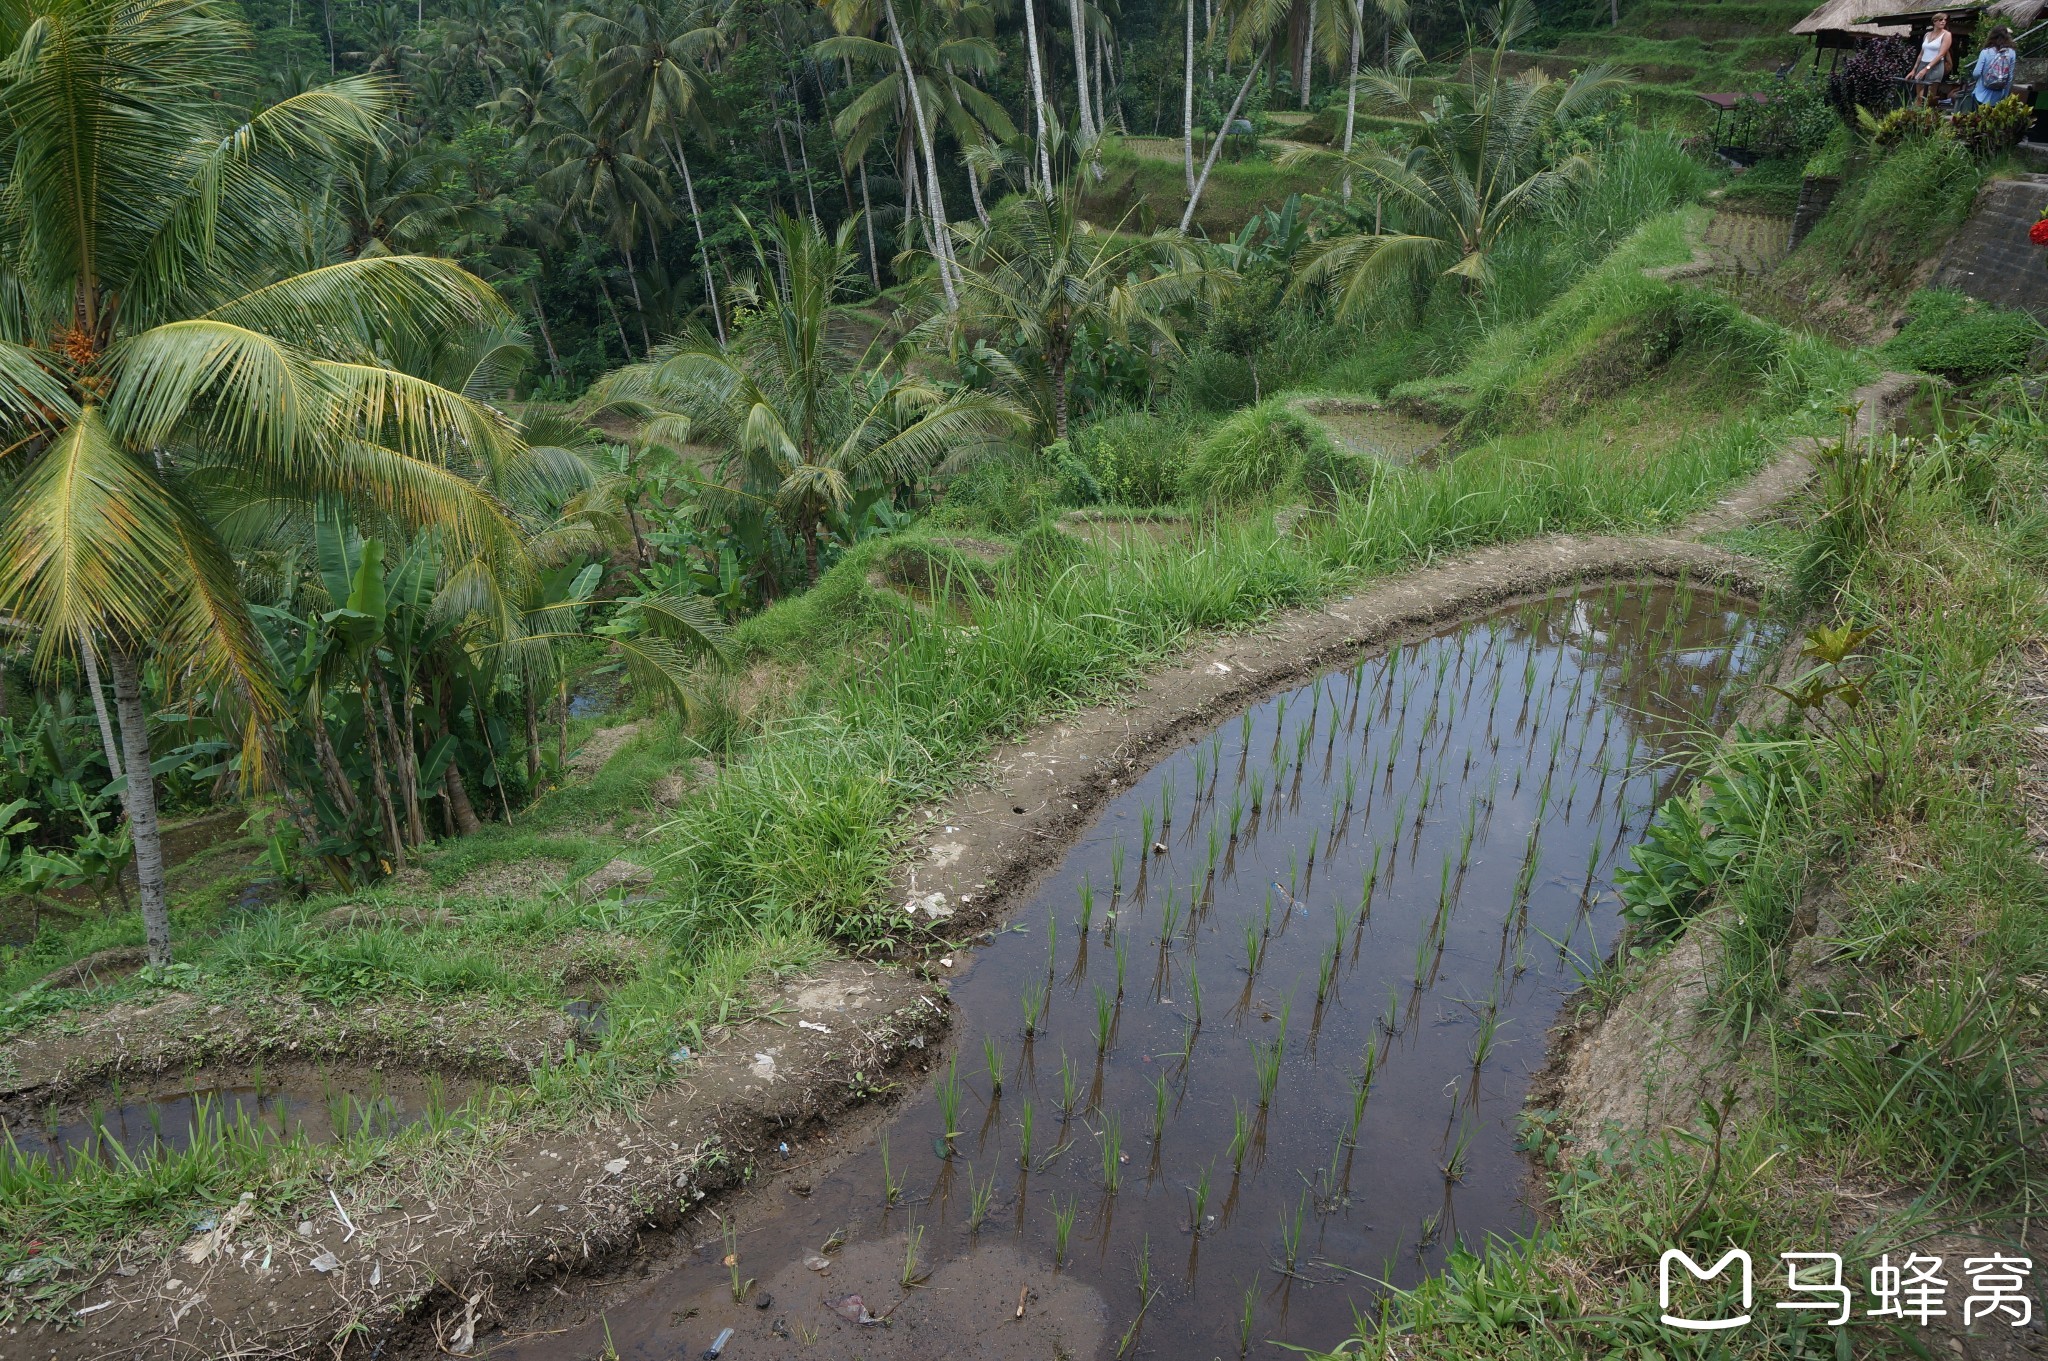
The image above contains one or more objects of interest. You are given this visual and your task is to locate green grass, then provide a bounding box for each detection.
[1084,138,1331,237]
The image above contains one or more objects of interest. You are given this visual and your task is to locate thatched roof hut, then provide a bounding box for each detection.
[1790,0,1912,42]
[1793,0,2047,55]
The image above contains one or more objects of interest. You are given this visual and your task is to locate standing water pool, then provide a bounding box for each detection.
[490,582,1779,1360]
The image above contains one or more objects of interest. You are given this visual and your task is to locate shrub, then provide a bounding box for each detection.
[1182,400,1355,504]
[1075,408,1194,506]
[1881,288,2043,381]
[1799,131,1981,285]
[1829,36,1912,119]
[1951,93,2032,159]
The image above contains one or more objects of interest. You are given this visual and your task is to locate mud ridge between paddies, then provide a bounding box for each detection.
[30,374,1914,1360]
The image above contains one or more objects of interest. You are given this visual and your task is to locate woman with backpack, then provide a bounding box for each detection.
[1964,26,2019,110]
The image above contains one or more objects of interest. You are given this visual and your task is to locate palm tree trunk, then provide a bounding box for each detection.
[859,157,883,287]
[621,246,653,356]
[1181,39,1271,233]
[596,273,634,359]
[312,707,359,818]
[77,631,123,783]
[1051,332,1072,440]
[375,670,425,846]
[1184,0,1196,194]
[1069,0,1097,143]
[556,677,568,774]
[884,0,959,308]
[966,153,990,226]
[1341,0,1361,199]
[1024,0,1056,197]
[444,762,482,837]
[108,649,170,966]
[669,138,727,345]
[527,283,565,383]
[1301,5,1314,107]
[524,680,541,784]
[360,681,405,869]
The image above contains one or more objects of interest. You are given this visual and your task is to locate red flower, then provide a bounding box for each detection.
[2031,218,2048,246]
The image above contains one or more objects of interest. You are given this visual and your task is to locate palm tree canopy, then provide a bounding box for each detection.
[588,212,1024,557]
[1284,0,1629,310]
[0,0,529,706]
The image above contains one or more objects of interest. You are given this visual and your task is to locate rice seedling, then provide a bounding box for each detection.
[880,1133,902,1203]
[1229,1101,1252,1173]
[1443,1119,1475,1182]
[1188,964,1203,1024]
[1192,748,1208,796]
[1094,986,1115,1054]
[1160,773,1176,825]
[719,1214,753,1301]
[1100,1112,1123,1192]
[1316,944,1339,1002]
[1136,1235,1153,1296]
[1279,1193,1307,1270]
[1345,1066,1372,1145]
[1306,826,1320,867]
[901,1217,926,1286]
[937,1058,963,1149]
[1294,722,1312,767]
[1190,1162,1212,1228]
[1240,710,1253,749]
[1059,1052,1080,1114]
[1151,1072,1170,1144]
[1078,876,1096,934]
[1159,887,1182,940]
[1018,1099,1036,1166]
[1109,840,1126,897]
[1261,886,1274,937]
[1053,1195,1078,1265]
[1473,1000,1503,1069]
[1227,790,1244,841]
[1022,982,1046,1037]
[1140,804,1155,849]
[967,1165,997,1229]
[1342,758,1357,810]
[1046,913,1059,973]
[1242,919,1264,974]
[1251,1038,1283,1108]
[983,1036,1004,1094]
[1248,770,1264,813]
[1114,934,1128,996]
[1239,1283,1257,1354]
[1204,826,1221,881]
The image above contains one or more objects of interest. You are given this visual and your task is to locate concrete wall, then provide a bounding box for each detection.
[1930,173,2048,318]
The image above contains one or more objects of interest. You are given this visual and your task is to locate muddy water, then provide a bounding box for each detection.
[3,1065,476,1168]
[491,583,1777,1361]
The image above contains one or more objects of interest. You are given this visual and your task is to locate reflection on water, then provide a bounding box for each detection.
[492,582,1779,1360]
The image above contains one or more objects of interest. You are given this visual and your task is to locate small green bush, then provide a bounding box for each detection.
[1881,289,2043,381]
[1075,408,1196,505]
[1182,399,1363,504]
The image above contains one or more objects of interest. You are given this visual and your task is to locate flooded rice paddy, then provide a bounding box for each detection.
[492,581,1779,1360]
[3,1065,478,1169]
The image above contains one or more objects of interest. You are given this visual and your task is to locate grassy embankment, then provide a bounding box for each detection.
[1322,130,2048,1360]
[0,142,1868,1279]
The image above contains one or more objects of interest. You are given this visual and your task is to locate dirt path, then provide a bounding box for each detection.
[25,373,1914,1360]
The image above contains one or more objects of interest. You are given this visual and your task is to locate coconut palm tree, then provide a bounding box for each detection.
[567,0,732,342]
[952,187,1215,440]
[590,213,1025,582]
[1285,0,1628,308]
[0,0,532,964]
[822,0,1012,308]
[1181,0,1289,233]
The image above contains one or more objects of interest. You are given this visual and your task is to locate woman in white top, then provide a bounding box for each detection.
[1907,13,1954,106]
